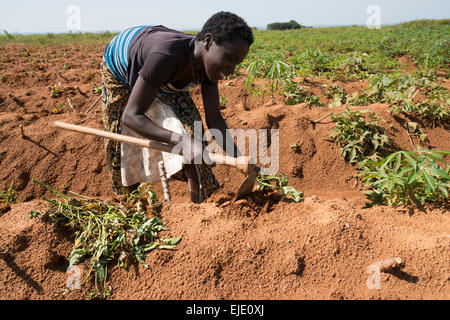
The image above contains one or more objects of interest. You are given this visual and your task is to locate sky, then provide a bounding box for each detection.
[0,0,449,34]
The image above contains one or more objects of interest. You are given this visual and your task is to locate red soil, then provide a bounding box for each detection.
[0,43,449,300]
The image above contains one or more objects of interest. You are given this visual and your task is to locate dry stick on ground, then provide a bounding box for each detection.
[158,161,171,202]
[56,70,69,83]
[303,112,334,126]
[85,95,102,114]
[0,93,21,107]
[66,97,75,112]
[405,128,416,150]
[19,125,25,139]
[313,112,334,123]
[0,97,14,107]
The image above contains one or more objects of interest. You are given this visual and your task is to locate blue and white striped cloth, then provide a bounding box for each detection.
[104,25,149,84]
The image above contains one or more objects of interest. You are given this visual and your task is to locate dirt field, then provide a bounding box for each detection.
[0,43,449,300]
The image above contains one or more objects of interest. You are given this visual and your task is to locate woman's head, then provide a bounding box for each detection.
[196,12,254,82]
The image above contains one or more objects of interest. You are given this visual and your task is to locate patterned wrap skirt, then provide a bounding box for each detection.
[100,57,219,201]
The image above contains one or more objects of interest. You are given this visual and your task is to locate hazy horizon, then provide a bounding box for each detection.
[1,0,449,34]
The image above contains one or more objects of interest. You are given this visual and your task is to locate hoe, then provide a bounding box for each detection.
[54,121,260,201]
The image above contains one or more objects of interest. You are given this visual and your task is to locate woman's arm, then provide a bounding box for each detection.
[201,82,242,158]
[122,76,184,146]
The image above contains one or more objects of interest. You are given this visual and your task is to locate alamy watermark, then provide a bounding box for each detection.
[66,265,81,290]
[367,5,381,29]
[67,5,81,32]
[171,121,279,175]
[366,264,381,289]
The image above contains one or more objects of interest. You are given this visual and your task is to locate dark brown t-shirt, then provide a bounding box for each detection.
[126,25,212,91]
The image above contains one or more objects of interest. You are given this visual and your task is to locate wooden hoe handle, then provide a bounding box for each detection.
[54,121,254,174]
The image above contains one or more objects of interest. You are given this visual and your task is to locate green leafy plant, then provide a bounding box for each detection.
[283,80,324,106]
[406,121,428,143]
[290,143,300,153]
[257,173,303,202]
[30,180,180,299]
[219,94,228,109]
[51,85,63,98]
[359,149,449,206]
[93,86,102,95]
[301,48,334,75]
[349,73,423,106]
[322,84,348,107]
[244,54,294,97]
[0,183,18,204]
[344,53,370,79]
[391,99,449,128]
[331,109,393,163]
[51,104,64,114]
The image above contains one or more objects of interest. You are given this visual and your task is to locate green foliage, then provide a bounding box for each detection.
[299,48,334,75]
[322,84,348,107]
[344,53,370,79]
[331,109,392,164]
[2,29,14,40]
[359,149,449,206]
[51,104,65,114]
[93,86,102,95]
[51,85,63,98]
[392,100,450,128]
[267,20,303,30]
[349,73,419,105]
[0,183,18,204]
[388,80,450,127]
[282,81,324,106]
[219,94,228,109]
[348,73,449,126]
[257,173,303,202]
[244,54,294,96]
[406,122,428,143]
[0,31,117,46]
[31,180,180,299]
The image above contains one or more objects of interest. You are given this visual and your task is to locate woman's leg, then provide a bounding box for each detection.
[100,57,131,195]
[157,91,220,202]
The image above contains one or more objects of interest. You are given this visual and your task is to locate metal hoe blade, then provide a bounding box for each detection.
[234,166,260,201]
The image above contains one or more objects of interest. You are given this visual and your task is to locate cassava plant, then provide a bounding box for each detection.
[282,80,324,107]
[331,109,393,164]
[359,149,449,206]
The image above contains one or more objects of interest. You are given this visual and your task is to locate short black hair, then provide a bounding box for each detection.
[196,11,254,46]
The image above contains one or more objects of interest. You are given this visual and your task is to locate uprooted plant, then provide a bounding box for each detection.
[256,173,303,203]
[30,180,181,299]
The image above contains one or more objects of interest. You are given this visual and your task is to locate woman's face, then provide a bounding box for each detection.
[202,35,250,83]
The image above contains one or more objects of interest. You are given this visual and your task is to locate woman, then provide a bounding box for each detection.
[101,11,254,203]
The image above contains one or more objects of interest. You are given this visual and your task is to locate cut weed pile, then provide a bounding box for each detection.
[29,180,181,299]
